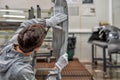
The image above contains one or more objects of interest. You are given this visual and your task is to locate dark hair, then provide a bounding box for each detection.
[18,24,47,53]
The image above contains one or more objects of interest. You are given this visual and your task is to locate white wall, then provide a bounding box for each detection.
[73,0,109,62]
[113,0,120,27]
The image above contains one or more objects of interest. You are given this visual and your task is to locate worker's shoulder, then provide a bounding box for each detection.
[11,62,35,80]
[11,61,33,75]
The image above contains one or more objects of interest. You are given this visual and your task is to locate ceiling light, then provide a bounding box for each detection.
[6,19,25,22]
[3,15,25,18]
[0,9,24,13]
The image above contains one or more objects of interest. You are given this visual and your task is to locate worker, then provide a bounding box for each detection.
[0,13,67,80]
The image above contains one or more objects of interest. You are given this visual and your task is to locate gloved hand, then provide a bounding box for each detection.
[46,13,67,28]
[47,69,61,80]
[54,26,62,30]
[55,52,68,71]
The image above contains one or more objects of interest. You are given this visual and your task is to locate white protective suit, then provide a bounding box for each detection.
[0,13,68,80]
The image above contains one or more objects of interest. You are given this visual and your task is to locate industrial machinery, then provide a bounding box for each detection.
[29,0,69,80]
[88,25,120,73]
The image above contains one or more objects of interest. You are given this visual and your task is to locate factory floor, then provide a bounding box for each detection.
[35,58,120,80]
[35,58,93,80]
[83,62,120,80]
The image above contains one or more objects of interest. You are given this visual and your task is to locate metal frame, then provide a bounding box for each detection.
[91,40,120,75]
[91,41,108,73]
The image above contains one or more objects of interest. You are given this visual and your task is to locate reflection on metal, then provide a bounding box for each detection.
[107,26,120,53]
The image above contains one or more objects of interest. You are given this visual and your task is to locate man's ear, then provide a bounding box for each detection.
[34,47,39,52]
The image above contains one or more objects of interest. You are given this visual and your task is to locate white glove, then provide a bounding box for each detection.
[55,53,68,71]
[46,13,67,28]
[54,26,62,30]
[47,70,61,80]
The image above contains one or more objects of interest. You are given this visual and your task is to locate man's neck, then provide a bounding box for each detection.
[15,45,31,56]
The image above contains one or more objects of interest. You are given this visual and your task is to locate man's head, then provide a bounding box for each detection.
[18,24,47,53]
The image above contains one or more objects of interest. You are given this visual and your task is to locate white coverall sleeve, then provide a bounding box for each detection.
[55,52,68,71]
[47,53,68,80]
[46,13,67,28]
[15,67,36,80]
